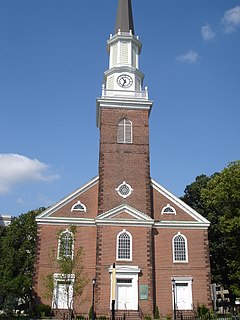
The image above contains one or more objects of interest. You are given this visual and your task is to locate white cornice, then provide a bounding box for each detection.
[107,33,142,53]
[104,66,144,80]
[96,97,153,128]
[151,178,210,226]
[36,176,99,220]
[36,218,95,226]
[154,221,209,230]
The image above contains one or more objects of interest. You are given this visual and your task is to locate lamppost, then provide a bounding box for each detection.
[172,279,177,320]
[92,278,96,320]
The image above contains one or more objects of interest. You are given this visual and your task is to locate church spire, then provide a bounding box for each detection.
[115,0,135,35]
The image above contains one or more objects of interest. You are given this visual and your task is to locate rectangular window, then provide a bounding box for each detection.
[117,279,132,284]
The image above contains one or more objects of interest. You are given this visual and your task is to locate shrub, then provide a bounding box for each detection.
[33,303,52,318]
[145,315,152,320]
[154,306,160,319]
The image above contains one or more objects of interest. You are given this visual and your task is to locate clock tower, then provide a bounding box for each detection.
[97,0,153,216]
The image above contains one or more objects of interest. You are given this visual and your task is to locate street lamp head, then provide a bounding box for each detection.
[92,278,96,285]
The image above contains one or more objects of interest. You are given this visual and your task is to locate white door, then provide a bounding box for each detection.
[55,283,73,310]
[176,283,192,310]
[116,278,136,310]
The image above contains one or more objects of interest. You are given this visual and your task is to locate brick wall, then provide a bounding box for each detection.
[98,108,152,217]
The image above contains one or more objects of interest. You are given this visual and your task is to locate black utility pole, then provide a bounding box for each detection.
[92,278,96,320]
[172,279,177,320]
[112,263,116,320]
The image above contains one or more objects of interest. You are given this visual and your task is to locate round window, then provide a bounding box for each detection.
[115,181,133,199]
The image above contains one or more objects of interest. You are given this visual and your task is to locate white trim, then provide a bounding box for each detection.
[161,204,176,215]
[0,215,12,226]
[115,181,133,198]
[71,200,87,213]
[154,221,209,229]
[116,229,132,261]
[172,277,193,311]
[36,176,98,220]
[117,119,133,144]
[96,97,153,128]
[96,204,154,227]
[36,217,95,226]
[57,229,74,260]
[151,178,210,226]
[172,232,188,263]
[109,265,140,311]
[52,273,75,310]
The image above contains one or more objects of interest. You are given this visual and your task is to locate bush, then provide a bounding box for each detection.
[145,315,152,320]
[196,304,209,318]
[33,303,52,318]
[154,306,160,319]
[89,305,93,319]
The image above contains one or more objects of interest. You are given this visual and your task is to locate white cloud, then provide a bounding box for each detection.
[222,6,240,33]
[0,154,59,194]
[176,50,199,64]
[201,24,216,40]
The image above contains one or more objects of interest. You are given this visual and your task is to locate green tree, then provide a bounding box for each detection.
[202,161,240,300]
[0,208,45,312]
[181,161,240,306]
[43,226,88,320]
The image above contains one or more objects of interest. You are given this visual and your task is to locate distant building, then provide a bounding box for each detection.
[34,0,212,318]
[0,215,12,227]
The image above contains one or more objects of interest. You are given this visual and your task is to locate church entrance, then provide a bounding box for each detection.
[109,265,140,311]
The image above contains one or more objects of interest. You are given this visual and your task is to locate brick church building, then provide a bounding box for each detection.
[34,0,212,318]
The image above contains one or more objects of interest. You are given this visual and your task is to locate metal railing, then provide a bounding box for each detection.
[101,87,149,100]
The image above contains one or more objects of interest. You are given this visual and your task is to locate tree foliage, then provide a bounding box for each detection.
[0,208,45,310]
[181,161,240,301]
[43,226,88,319]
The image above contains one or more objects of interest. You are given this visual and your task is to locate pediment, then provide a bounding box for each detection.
[96,204,154,226]
[151,178,210,228]
[36,176,98,224]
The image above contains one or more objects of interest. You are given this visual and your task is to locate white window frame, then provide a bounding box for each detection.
[52,273,75,310]
[117,118,133,144]
[172,277,193,311]
[115,181,133,199]
[161,204,176,215]
[57,229,74,260]
[172,232,188,263]
[116,229,132,261]
[71,200,87,212]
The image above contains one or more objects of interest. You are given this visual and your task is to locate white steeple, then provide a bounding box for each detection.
[96,0,153,127]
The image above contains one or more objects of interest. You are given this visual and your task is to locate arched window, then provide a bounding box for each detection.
[173,233,188,263]
[117,118,132,144]
[161,204,176,215]
[71,200,86,212]
[117,230,132,261]
[58,230,74,259]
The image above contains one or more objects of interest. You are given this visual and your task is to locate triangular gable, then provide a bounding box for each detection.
[96,204,154,226]
[151,178,210,227]
[36,176,99,222]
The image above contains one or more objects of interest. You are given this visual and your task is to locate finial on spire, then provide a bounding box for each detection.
[115,0,135,35]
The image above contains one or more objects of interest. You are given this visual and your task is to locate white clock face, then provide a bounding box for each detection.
[117,75,133,88]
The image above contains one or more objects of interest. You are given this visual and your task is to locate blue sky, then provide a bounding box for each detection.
[0,0,239,216]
